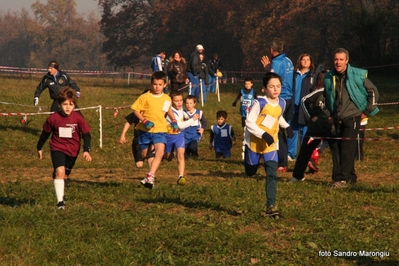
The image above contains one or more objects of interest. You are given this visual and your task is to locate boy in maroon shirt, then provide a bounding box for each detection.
[37,87,92,209]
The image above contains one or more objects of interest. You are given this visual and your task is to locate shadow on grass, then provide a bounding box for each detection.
[0,196,36,207]
[0,124,41,136]
[140,196,242,216]
[67,179,124,188]
[343,256,398,266]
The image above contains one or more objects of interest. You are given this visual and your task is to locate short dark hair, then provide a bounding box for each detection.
[334,48,349,60]
[151,71,167,83]
[270,38,284,53]
[216,110,227,119]
[169,90,183,100]
[263,72,282,87]
[244,77,253,83]
[185,95,197,104]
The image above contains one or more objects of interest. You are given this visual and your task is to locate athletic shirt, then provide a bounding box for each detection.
[246,97,286,154]
[43,111,91,157]
[211,123,233,150]
[240,88,255,117]
[131,91,172,133]
[183,109,202,142]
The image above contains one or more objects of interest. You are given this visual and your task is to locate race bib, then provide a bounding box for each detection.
[59,127,72,138]
[162,100,171,112]
[221,129,228,137]
[261,115,276,129]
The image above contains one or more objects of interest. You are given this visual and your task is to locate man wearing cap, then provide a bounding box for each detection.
[187,44,205,101]
[34,61,81,112]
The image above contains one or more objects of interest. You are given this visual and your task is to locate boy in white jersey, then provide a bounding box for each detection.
[165,91,200,185]
[244,72,293,217]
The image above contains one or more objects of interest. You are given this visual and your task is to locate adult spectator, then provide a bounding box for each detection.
[167,51,189,92]
[324,48,379,188]
[187,44,205,101]
[261,38,294,172]
[34,61,81,112]
[208,53,222,93]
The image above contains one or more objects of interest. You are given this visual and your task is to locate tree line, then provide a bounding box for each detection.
[1,0,399,73]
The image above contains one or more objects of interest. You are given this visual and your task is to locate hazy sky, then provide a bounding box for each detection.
[0,0,100,16]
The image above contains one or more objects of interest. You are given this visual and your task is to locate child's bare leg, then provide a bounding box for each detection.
[176,147,185,176]
[149,143,165,175]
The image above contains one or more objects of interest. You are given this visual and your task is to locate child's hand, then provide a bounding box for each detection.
[142,119,154,130]
[119,136,126,144]
[38,150,43,160]
[192,114,200,120]
[171,119,179,133]
[198,128,204,134]
[209,143,213,150]
[83,152,92,162]
[232,102,237,107]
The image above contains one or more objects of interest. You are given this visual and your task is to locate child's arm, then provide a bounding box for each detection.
[232,91,241,106]
[37,130,51,160]
[82,132,92,162]
[230,127,236,142]
[167,109,179,132]
[178,113,199,130]
[133,110,154,129]
[278,116,294,138]
[209,125,215,149]
[119,122,131,144]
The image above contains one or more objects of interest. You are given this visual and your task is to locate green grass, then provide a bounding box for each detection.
[0,73,399,265]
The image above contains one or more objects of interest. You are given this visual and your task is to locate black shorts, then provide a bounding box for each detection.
[51,151,77,176]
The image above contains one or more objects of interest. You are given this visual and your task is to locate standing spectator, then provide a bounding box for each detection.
[167,51,189,92]
[151,50,166,72]
[289,70,339,182]
[34,61,81,112]
[36,87,92,209]
[244,72,293,217]
[209,110,236,158]
[208,53,222,93]
[232,77,257,129]
[324,48,379,188]
[287,54,316,161]
[198,53,210,103]
[261,38,294,172]
[187,44,205,102]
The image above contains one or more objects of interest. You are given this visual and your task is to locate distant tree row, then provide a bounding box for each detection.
[1,0,399,72]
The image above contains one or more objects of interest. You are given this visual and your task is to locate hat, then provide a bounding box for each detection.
[48,61,59,70]
[196,44,204,51]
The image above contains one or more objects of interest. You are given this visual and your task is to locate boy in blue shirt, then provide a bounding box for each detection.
[232,77,257,128]
[209,110,236,158]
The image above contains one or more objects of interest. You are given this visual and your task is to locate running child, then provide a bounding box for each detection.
[244,72,293,217]
[209,110,236,158]
[165,91,200,185]
[37,87,92,209]
[232,77,257,128]
[131,71,178,189]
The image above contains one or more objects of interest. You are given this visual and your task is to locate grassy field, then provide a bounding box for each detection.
[1,73,399,265]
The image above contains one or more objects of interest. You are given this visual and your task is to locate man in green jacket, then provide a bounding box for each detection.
[324,48,379,188]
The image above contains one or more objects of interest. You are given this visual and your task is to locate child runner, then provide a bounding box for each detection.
[209,110,236,158]
[244,72,293,217]
[183,95,207,158]
[165,91,200,185]
[36,87,92,209]
[232,77,257,128]
[131,71,178,189]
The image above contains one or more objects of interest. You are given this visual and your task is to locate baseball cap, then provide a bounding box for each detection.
[196,44,205,51]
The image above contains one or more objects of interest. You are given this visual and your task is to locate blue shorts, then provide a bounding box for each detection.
[215,147,231,158]
[138,131,166,150]
[165,133,185,153]
[245,145,278,165]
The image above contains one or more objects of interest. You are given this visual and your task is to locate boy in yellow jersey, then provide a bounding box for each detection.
[244,72,294,217]
[164,91,200,185]
[131,71,178,189]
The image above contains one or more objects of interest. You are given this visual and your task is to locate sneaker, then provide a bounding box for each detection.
[277,166,288,172]
[265,205,281,218]
[140,174,155,189]
[288,155,295,161]
[177,176,186,185]
[289,177,305,182]
[56,201,65,210]
[330,180,347,188]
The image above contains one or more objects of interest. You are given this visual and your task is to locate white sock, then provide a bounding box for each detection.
[54,179,65,202]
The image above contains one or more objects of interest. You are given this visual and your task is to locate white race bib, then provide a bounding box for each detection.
[162,100,171,112]
[59,127,72,138]
[221,129,228,137]
[261,115,276,129]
